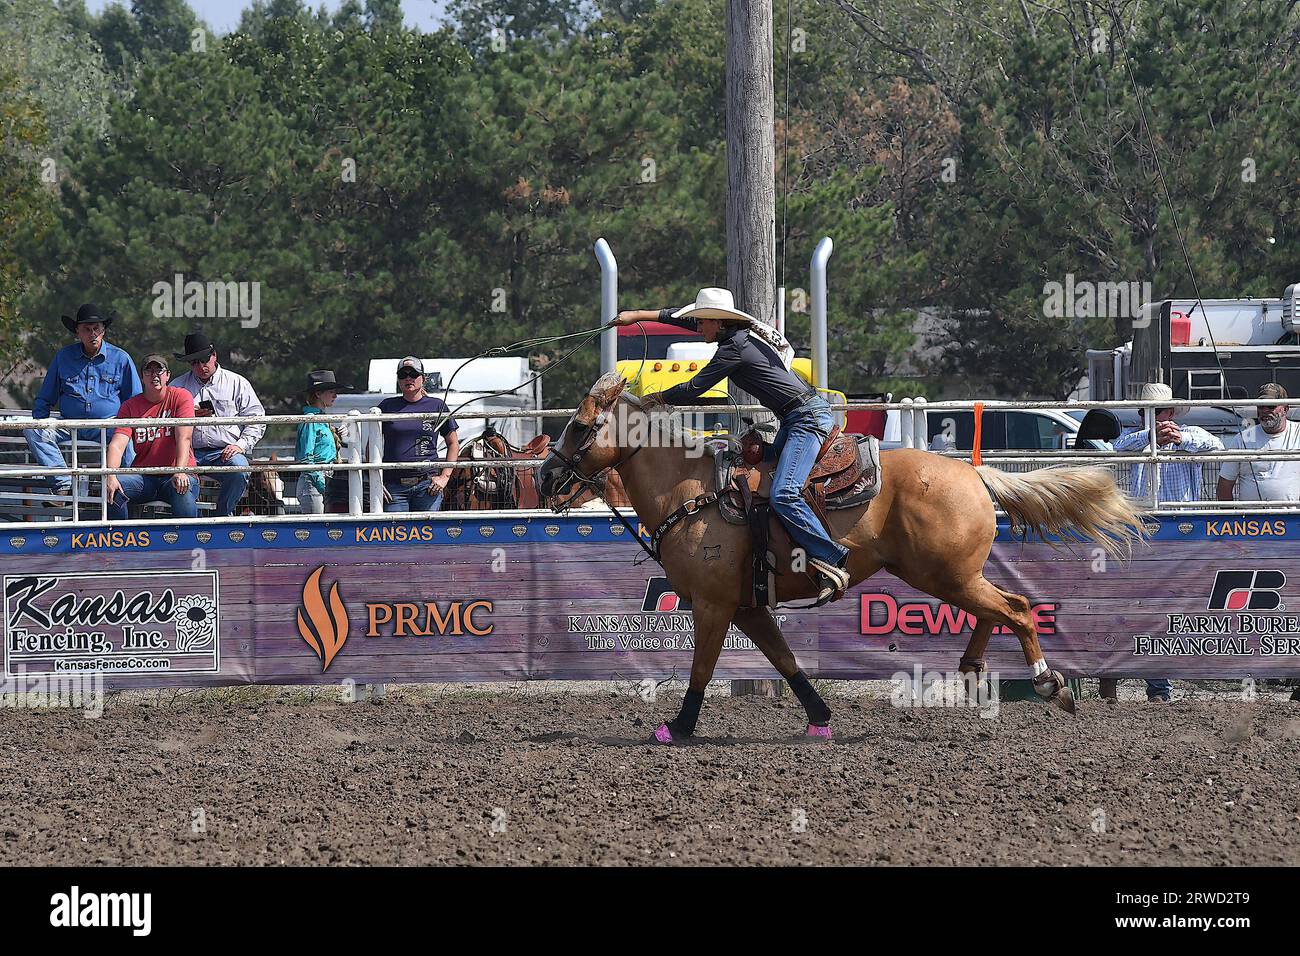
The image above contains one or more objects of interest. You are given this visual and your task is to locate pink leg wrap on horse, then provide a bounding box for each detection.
[806,723,833,739]
[654,724,674,744]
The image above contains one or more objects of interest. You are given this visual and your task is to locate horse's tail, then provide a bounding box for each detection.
[975,465,1148,561]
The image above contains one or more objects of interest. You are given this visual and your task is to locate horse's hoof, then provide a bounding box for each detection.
[653,723,675,745]
[806,723,833,740]
[1052,684,1077,715]
[1033,669,1065,697]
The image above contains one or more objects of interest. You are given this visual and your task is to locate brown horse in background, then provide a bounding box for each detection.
[539,374,1148,744]
[235,455,285,516]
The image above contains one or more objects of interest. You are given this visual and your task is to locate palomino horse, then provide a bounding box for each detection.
[538,374,1146,743]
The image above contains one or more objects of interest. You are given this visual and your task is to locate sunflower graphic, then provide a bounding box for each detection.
[173,595,217,652]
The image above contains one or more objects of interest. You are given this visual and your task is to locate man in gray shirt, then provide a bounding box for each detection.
[171,332,266,517]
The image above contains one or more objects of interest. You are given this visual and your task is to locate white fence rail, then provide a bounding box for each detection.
[1,395,1297,528]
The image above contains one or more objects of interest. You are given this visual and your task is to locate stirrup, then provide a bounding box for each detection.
[809,558,849,603]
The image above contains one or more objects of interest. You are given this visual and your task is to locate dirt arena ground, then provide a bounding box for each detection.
[1,682,1297,866]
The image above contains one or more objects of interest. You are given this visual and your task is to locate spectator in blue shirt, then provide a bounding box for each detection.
[24,304,141,497]
[1101,385,1220,704]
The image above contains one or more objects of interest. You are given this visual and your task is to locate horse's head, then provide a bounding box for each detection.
[538,373,630,502]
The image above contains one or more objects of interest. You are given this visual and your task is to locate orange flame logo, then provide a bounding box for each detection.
[298,566,349,671]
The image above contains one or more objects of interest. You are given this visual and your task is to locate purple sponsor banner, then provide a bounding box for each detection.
[1,514,1298,688]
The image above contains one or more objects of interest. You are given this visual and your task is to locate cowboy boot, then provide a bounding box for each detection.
[809,557,849,603]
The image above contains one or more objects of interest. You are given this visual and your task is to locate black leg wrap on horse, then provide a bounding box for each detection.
[788,670,832,726]
[667,689,705,738]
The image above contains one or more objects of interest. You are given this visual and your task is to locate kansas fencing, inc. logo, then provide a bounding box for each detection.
[642,577,692,613]
[1207,570,1286,611]
[4,571,220,677]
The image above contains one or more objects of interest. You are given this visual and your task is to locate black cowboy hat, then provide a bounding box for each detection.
[175,331,217,363]
[306,369,355,393]
[61,303,115,334]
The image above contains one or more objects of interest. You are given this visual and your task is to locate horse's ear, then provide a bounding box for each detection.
[575,394,600,425]
[589,372,629,409]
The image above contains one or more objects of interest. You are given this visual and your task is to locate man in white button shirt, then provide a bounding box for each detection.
[1217,383,1300,504]
[170,331,266,517]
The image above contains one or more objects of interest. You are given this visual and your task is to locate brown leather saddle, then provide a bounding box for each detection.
[710,425,881,608]
[718,424,881,528]
[449,430,552,510]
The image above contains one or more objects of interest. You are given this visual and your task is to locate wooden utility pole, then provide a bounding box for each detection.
[726,0,782,699]
[726,0,777,336]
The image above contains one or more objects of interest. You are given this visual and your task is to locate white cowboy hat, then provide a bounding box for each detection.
[1138,382,1188,417]
[671,288,757,324]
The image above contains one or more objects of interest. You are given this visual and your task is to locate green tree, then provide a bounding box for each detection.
[363,0,404,33]
[932,0,1300,397]
[22,25,474,411]
[0,0,114,151]
[236,0,318,41]
[331,0,364,30]
[91,3,144,70]
[449,0,592,55]
[132,0,200,53]
[0,66,56,378]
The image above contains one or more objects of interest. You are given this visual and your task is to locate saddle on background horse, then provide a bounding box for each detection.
[710,425,881,608]
[448,428,552,510]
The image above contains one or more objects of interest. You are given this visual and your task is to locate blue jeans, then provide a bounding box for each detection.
[194,447,249,517]
[24,424,134,491]
[767,397,848,567]
[108,474,199,520]
[383,478,443,513]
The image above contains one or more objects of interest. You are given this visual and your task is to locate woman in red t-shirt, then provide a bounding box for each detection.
[104,354,198,519]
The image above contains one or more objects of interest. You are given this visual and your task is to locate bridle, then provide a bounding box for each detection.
[548,399,644,511]
[548,397,709,566]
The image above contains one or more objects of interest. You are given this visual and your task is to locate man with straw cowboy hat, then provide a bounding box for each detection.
[611,287,849,604]
[1113,381,1222,503]
[1106,382,1222,703]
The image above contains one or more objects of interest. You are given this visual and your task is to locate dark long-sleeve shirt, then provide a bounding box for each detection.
[655,311,812,415]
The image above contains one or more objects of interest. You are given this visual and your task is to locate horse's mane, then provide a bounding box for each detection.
[587,373,709,456]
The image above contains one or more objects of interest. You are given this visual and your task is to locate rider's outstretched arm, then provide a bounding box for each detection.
[609,309,662,326]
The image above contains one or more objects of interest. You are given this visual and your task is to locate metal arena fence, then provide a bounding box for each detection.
[1,395,1298,529]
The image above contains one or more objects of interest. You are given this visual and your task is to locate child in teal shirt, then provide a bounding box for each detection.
[295,370,353,513]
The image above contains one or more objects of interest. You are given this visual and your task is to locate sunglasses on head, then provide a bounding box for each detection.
[397,369,422,380]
